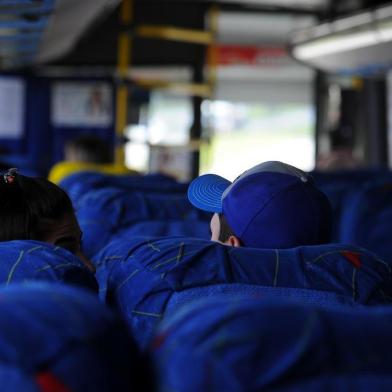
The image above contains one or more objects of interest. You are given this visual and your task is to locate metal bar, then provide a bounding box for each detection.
[132,1,322,16]
[363,77,389,167]
[135,24,213,45]
[0,0,55,14]
[0,19,47,31]
[206,4,219,88]
[0,41,37,52]
[314,71,327,163]
[0,32,41,41]
[218,3,323,16]
[115,0,133,165]
[189,42,207,179]
[135,78,211,98]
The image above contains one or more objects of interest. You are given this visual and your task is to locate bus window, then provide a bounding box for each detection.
[200,100,315,180]
[125,92,192,175]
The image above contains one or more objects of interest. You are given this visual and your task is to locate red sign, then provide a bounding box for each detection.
[216,45,288,66]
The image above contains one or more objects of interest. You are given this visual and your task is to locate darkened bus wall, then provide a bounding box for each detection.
[0,74,116,176]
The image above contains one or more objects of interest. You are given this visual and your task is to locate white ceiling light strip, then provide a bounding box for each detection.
[292,4,392,61]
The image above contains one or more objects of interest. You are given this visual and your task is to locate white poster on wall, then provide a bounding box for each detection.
[0,78,25,138]
[51,82,113,127]
[149,144,193,182]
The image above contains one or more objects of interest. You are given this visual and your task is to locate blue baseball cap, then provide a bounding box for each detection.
[188,161,332,249]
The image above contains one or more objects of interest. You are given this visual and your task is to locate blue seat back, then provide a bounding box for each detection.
[166,283,356,312]
[153,298,392,391]
[94,237,392,349]
[311,169,392,241]
[0,283,143,391]
[340,182,392,263]
[60,171,188,203]
[0,240,96,291]
[77,189,209,257]
[118,220,210,241]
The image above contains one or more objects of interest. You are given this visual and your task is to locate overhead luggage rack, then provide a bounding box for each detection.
[0,0,55,69]
[0,18,47,31]
[290,3,392,74]
[0,0,55,14]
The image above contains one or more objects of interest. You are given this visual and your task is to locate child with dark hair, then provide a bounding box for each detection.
[65,136,113,164]
[0,169,94,271]
[48,136,137,184]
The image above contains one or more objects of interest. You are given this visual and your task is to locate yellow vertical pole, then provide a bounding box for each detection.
[206,5,219,89]
[352,76,363,91]
[201,5,219,173]
[115,0,133,165]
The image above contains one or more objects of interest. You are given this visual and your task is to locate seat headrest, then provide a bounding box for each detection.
[153,297,392,391]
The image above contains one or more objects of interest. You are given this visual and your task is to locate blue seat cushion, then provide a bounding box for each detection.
[153,297,392,391]
[0,240,97,291]
[117,220,210,241]
[311,169,392,241]
[77,189,209,257]
[0,283,143,391]
[340,182,392,264]
[94,237,392,349]
[60,172,188,203]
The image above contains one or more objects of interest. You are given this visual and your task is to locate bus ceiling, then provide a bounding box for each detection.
[0,0,391,72]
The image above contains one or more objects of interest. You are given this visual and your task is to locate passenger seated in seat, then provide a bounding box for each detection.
[48,136,137,184]
[188,161,332,249]
[0,168,94,271]
[65,135,113,164]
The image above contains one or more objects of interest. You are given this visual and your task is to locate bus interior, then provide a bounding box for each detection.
[0,0,392,391]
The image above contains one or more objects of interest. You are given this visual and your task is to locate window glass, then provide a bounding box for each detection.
[125,92,192,173]
[201,100,315,180]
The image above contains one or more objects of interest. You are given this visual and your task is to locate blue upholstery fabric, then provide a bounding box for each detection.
[340,182,392,264]
[118,220,210,241]
[313,182,357,242]
[0,240,97,291]
[0,283,143,391]
[311,169,392,185]
[60,172,188,203]
[276,375,392,392]
[77,189,209,257]
[311,169,392,241]
[153,298,392,391]
[94,237,392,349]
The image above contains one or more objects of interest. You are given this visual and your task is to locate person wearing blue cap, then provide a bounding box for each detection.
[188,161,332,249]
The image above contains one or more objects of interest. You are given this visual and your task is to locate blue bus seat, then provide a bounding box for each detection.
[340,181,392,263]
[311,169,392,241]
[0,283,142,391]
[118,220,210,241]
[77,189,209,257]
[153,297,392,391]
[0,240,97,291]
[94,237,392,349]
[60,171,188,203]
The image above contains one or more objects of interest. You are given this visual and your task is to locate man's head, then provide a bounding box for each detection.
[65,136,113,164]
[188,161,332,249]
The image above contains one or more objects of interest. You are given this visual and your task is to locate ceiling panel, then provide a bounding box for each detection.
[216,0,329,11]
[217,12,316,44]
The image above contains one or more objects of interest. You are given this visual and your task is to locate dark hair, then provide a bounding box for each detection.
[330,126,354,149]
[0,170,74,242]
[65,136,113,164]
[218,213,239,243]
[0,161,10,171]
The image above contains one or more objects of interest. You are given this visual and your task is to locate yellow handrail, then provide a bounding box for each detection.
[136,24,213,45]
[115,0,133,165]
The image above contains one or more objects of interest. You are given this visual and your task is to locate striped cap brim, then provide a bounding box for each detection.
[187,174,231,213]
